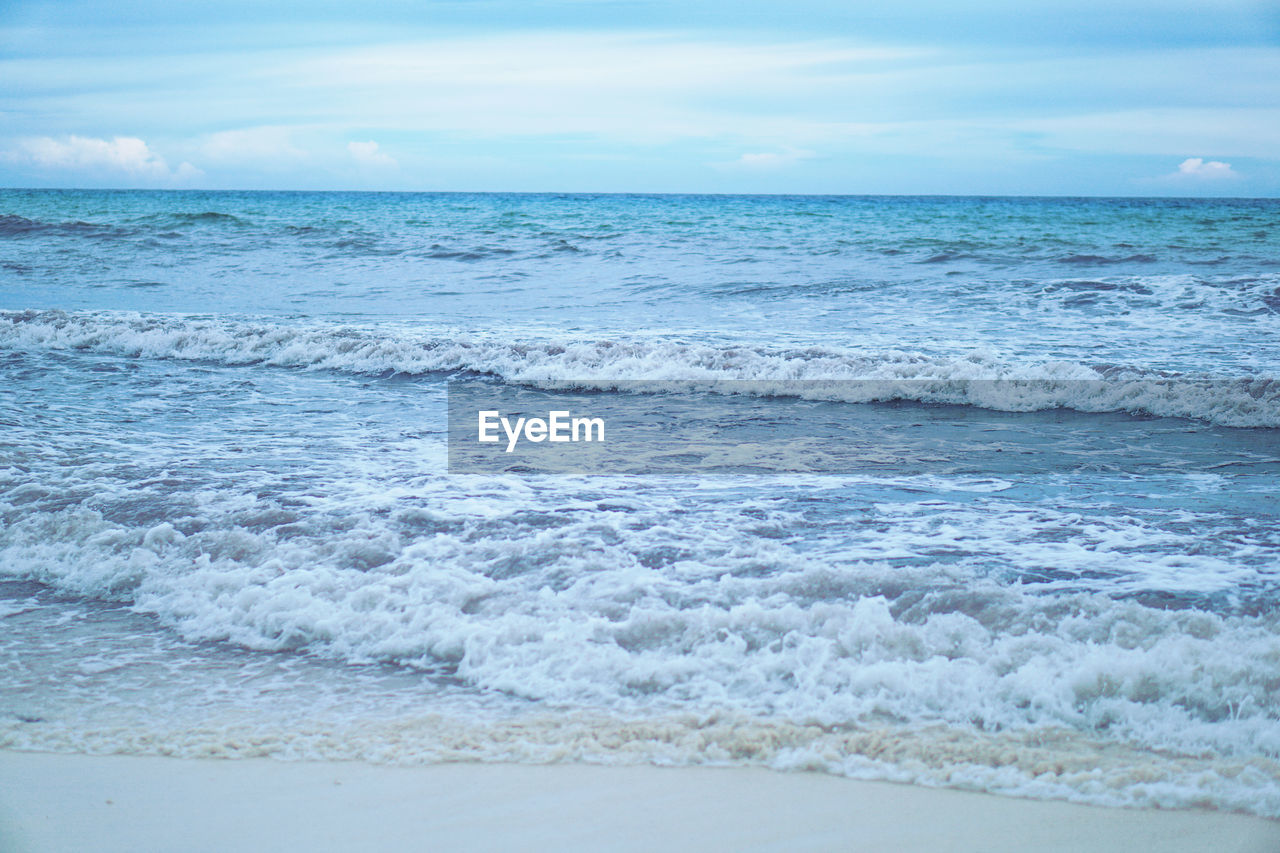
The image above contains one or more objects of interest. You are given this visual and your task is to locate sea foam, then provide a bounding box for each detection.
[3,310,1277,426]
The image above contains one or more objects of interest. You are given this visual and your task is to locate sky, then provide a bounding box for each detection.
[1,0,1278,195]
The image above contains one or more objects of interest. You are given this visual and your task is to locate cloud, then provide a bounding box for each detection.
[199,126,307,165]
[718,148,816,171]
[1174,157,1236,179]
[269,35,922,144]
[1003,107,1280,161]
[348,140,396,168]
[7,135,199,180]
[2,30,1275,193]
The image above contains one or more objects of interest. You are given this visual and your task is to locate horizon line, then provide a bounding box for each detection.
[2,186,1276,201]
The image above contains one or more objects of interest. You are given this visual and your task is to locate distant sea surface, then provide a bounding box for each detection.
[2,190,1278,815]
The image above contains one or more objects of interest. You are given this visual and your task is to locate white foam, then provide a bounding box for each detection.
[5,307,1279,816]
[3,470,1278,776]
[3,310,1277,425]
[3,706,1278,818]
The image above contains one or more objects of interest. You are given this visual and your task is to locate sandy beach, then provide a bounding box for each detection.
[1,751,1276,853]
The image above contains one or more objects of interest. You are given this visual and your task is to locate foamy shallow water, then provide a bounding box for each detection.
[1,191,1278,816]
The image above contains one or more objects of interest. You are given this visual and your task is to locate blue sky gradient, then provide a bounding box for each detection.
[2,1,1278,194]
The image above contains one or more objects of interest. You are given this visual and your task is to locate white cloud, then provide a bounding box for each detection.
[1012,109,1280,160]
[268,35,924,144]
[7,135,199,180]
[347,140,396,168]
[1175,157,1236,179]
[718,148,816,170]
[199,126,306,165]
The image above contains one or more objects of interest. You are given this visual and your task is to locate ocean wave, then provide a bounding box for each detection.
[2,481,1279,815]
[162,211,248,226]
[1058,253,1158,265]
[1031,274,1280,317]
[2,310,1277,426]
[5,709,1278,817]
[0,214,131,239]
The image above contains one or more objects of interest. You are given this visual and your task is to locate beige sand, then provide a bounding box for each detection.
[0,750,1276,852]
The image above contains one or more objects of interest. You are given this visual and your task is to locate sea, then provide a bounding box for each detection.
[1,190,1278,816]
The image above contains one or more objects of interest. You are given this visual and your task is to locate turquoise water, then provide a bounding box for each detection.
[1,191,1278,815]
[2,191,1277,370]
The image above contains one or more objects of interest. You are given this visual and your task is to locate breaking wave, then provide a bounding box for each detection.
[3,309,1277,426]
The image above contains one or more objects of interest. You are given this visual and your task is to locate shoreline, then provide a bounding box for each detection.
[1,750,1277,852]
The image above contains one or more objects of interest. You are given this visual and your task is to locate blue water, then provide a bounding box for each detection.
[1,190,1278,815]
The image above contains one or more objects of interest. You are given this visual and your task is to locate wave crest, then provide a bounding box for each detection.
[2,309,1277,426]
